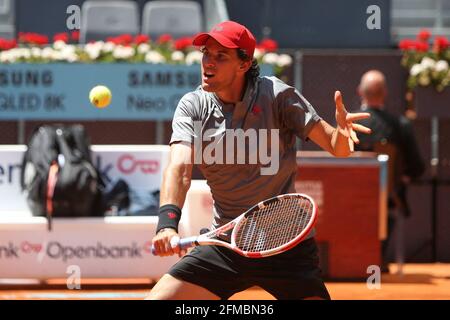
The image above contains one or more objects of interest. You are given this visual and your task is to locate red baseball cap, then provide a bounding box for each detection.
[193,21,256,58]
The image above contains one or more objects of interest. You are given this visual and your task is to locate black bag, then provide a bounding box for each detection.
[103,179,131,216]
[21,124,104,230]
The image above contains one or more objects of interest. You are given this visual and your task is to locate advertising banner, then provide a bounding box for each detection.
[0,145,170,216]
[0,64,273,120]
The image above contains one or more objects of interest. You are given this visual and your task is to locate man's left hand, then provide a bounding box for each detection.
[334,90,372,150]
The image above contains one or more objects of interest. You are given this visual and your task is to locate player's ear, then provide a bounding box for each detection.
[239,59,252,72]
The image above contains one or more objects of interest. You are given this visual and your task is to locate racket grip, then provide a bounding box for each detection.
[150,236,197,255]
[178,236,198,250]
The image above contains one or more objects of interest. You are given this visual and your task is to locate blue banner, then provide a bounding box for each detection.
[0,64,273,121]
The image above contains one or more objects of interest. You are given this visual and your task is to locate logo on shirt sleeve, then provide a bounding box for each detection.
[251,104,262,115]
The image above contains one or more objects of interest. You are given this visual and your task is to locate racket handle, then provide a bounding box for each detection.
[178,236,198,250]
[150,236,197,255]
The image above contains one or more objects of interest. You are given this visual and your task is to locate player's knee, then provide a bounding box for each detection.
[145,274,180,300]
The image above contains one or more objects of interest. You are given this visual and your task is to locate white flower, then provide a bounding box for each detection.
[262,53,279,65]
[137,43,151,54]
[94,41,105,49]
[0,51,13,63]
[87,49,100,60]
[112,45,135,60]
[276,54,293,67]
[50,51,64,61]
[13,48,31,60]
[418,74,431,86]
[84,43,102,60]
[253,48,263,60]
[31,47,42,58]
[410,64,424,77]
[185,51,202,65]
[102,41,116,53]
[421,56,436,69]
[434,60,449,73]
[145,50,166,64]
[60,46,78,62]
[171,50,185,62]
[41,47,56,60]
[66,54,78,63]
[61,44,75,54]
[53,40,66,51]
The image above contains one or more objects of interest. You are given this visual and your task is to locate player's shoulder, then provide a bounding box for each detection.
[181,85,215,104]
[177,86,208,111]
[259,76,296,99]
[179,86,202,104]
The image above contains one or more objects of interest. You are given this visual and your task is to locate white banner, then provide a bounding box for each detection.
[0,145,170,216]
[0,146,27,215]
[0,145,214,280]
[0,217,179,279]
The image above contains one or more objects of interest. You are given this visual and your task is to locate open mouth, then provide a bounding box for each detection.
[203,72,215,79]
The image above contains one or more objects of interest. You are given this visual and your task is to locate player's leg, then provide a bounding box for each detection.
[146,274,220,300]
[147,245,251,300]
[262,277,330,300]
[250,238,331,300]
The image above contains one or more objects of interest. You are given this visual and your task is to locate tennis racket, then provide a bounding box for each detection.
[152,193,317,258]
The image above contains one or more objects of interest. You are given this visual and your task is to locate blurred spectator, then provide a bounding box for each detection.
[355,70,425,272]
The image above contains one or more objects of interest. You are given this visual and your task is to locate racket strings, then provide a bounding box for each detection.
[235,196,313,252]
[240,201,283,251]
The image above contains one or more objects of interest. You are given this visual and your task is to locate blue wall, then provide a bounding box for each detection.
[15,0,203,37]
[227,0,391,48]
[14,0,391,48]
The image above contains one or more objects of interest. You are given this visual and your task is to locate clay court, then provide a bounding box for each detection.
[1,263,449,300]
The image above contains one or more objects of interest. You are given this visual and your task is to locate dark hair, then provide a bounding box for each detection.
[237,48,260,84]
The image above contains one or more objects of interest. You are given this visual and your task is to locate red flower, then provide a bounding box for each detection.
[157,34,173,44]
[119,34,133,45]
[258,39,278,52]
[71,30,80,42]
[18,32,49,46]
[174,37,193,51]
[399,39,415,50]
[134,34,150,45]
[53,32,69,43]
[0,38,17,50]
[417,29,431,42]
[433,36,449,52]
[415,41,429,52]
[106,36,120,45]
[106,34,133,45]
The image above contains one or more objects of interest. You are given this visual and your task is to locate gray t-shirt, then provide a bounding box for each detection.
[171,76,321,241]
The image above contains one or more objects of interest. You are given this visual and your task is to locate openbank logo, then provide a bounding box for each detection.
[0,241,156,262]
[0,161,22,185]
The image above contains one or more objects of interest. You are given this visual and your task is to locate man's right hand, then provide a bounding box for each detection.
[151,228,186,257]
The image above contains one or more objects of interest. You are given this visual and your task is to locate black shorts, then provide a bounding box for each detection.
[168,237,330,300]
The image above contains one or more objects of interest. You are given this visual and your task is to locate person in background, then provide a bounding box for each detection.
[355,70,425,272]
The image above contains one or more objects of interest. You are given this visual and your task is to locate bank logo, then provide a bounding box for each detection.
[0,241,149,262]
[117,154,159,175]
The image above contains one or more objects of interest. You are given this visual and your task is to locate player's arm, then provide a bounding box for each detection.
[152,141,194,257]
[308,91,371,157]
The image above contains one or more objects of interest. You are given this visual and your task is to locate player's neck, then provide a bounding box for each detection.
[215,78,247,104]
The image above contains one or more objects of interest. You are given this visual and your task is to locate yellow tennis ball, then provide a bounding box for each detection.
[89,85,112,108]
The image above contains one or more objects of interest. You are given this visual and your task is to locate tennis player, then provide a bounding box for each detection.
[148,21,371,300]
